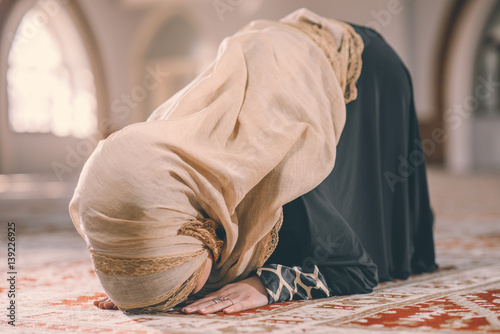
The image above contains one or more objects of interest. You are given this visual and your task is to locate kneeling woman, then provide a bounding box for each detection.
[70,8,437,315]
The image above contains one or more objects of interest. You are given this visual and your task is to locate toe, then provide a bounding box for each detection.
[104,302,115,309]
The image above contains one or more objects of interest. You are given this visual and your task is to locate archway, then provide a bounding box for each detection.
[129,4,211,123]
[437,0,498,172]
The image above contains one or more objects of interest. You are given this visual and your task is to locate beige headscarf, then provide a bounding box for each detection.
[69,8,363,314]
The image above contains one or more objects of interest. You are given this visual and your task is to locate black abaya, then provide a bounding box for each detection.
[265,24,438,296]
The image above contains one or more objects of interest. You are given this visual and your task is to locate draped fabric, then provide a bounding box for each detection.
[69,9,364,313]
[266,24,438,296]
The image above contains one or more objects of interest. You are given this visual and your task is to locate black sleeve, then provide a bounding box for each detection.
[265,194,379,297]
[255,264,331,304]
[315,254,378,295]
[301,227,379,295]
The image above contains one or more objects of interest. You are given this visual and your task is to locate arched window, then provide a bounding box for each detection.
[6,2,97,138]
[1,0,106,175]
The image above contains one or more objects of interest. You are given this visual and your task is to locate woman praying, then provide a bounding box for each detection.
[69,8,437,315]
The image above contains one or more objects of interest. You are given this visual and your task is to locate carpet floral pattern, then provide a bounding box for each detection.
[1,167,499,333]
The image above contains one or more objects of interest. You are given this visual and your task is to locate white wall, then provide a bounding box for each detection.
[77,0,146,130]
[0,0,460,176]
[78,0,454,125]
[408,0,454,121]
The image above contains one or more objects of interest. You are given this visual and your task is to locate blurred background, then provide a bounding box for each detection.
[0,0,499,229]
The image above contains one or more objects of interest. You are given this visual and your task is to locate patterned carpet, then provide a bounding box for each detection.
[1,166,500,333]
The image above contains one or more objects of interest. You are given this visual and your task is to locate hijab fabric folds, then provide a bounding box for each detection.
[69,8,363,313]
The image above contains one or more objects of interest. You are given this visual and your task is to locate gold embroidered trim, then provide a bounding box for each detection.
[178,218,224,262]
[120,260,206,314]
[90,249,206,276]
[283,20,364,104]
[336,20,364,104]
[256,209,284,268]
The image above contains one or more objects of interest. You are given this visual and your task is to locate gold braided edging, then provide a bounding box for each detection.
[120,259,207,314]
[282,19,364,104]
[256,209,284,268]
[336,20,364,104]
[90,248,207,276]
[178,218,224,261]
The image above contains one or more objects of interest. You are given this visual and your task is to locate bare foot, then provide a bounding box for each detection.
[93,296,119,310]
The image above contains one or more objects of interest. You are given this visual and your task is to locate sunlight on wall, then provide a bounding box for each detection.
[6,7,97,138]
